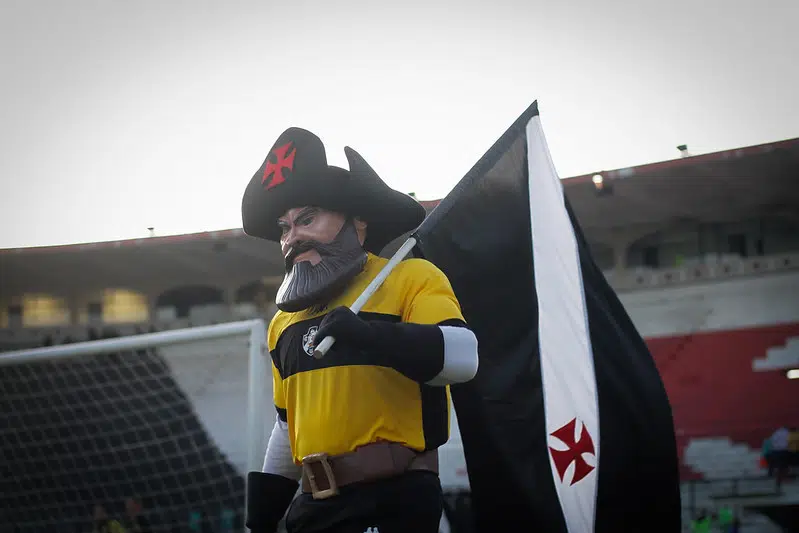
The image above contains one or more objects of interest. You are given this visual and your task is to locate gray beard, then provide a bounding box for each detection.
[275,221,368,313]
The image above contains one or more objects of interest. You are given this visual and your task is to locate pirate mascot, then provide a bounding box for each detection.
[241,128,479,533]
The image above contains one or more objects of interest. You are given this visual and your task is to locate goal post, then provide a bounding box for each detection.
[0,319,270,533]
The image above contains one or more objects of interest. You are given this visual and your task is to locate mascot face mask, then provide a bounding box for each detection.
[275,206,368,312]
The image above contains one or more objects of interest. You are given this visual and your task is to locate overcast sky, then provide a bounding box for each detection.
[1,0,797,249]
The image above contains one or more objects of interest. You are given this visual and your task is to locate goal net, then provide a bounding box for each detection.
[0,320,270,533]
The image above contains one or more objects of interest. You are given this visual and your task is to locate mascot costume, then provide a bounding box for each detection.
[241,127,479,533]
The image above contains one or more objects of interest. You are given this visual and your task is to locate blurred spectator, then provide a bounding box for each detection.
[92,504,126,533]
[188,510,215,533]
[772,427,790,450]
[717,506,734,532]
[763,426,798,487]
[691,508,712,533]
[125,498,151,533]
[189,511,201,533]
[219,508,234,533]
[789,426,799,452]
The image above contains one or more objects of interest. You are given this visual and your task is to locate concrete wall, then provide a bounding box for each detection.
[618,271,799,338]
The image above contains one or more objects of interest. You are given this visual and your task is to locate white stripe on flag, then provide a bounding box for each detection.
[526,115,600,533]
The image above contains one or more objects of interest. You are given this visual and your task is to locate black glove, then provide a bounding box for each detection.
[246,472,298,533]
[313,306,376,350]
[313,306,447,383]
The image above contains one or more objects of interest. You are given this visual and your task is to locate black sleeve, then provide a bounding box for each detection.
[367,318,470,383]
[246,472,298,533]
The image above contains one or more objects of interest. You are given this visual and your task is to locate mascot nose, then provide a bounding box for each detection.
[282,227,300,253]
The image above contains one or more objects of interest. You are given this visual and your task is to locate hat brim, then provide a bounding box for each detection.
[242,160,426,254]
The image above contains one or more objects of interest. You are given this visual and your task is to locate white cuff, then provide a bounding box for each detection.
[262,415,301,480]
[426,326,479,386]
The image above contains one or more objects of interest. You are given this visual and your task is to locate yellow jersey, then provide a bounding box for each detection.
[267,253,465,464]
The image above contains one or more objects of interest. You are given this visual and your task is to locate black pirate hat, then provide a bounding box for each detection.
[241,127,426,253]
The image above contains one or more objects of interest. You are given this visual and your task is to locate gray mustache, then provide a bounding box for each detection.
[283,237,349,272]
[284,242,318,270]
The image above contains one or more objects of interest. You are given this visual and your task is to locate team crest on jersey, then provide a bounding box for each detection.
[302,326,318,356]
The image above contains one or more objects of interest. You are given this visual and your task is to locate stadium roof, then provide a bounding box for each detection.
[2,136,797,298]
[564,136,799,233]
[0,229,284,297]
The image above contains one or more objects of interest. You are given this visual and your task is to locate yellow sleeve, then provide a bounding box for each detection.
[400,259,465,325]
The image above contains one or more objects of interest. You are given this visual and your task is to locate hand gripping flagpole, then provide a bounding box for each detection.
[312,236,418,358]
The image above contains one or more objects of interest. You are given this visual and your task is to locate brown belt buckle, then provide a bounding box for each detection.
[301,453,339,500]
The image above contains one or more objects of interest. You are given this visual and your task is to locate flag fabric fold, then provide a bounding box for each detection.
[413,101,681,532]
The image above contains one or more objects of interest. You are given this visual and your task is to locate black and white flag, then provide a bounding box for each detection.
[412,101,681,532]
